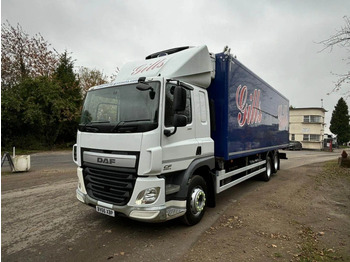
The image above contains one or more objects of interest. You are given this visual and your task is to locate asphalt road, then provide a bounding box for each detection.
[1,149,342,261]
[1,150,75,172]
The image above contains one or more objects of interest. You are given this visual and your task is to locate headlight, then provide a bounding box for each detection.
[135,187,160,205]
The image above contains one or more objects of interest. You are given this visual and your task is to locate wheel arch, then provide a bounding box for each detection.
[192,165,216,208]
[172,156,215,207]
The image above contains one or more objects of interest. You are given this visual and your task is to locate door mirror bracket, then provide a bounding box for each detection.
[164,114,187,137]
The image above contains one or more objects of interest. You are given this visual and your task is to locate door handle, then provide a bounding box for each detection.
[196,146,202,155]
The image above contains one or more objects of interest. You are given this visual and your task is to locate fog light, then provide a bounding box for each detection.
[136,187,160,205]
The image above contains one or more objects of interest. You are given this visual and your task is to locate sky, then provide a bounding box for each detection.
[2,0,350,134]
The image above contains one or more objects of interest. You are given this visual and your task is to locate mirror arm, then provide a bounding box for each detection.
[166,79,193,91]
[164,127,177,137]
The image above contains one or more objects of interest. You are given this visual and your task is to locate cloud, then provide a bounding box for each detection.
[2,0,349,132]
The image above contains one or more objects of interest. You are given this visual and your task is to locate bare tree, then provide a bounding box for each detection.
[319,16,350,98]
[78,67,109,95]
[78,66,121,95]
[1,21,59,89]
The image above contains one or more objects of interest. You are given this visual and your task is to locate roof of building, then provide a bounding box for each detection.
[290,107,327,112]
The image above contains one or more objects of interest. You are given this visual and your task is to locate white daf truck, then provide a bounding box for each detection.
[73,45,289,225]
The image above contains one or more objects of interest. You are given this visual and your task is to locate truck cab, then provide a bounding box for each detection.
[74,46,216,224]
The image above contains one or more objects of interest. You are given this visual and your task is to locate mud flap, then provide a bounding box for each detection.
[279,152,288,160]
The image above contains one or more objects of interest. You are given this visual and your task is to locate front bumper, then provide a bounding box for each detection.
[76,166,186,222]
[76,189,186,222]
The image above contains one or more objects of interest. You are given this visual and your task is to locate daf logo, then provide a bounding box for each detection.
[97,157,116,165]
[84,152,136,168]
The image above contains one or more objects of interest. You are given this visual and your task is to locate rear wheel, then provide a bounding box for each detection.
[182,175,207,226]
[272,152,279,173]
[260,156,272,182]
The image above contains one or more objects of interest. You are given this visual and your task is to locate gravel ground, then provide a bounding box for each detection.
[182,160,350,261]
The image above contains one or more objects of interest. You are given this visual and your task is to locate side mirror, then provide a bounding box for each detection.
[164,114,187,137]
[173,114,187,127]
[136,82,151,91]
[164,85,188,137]
[173,86,186,112]
[136,83,155,99]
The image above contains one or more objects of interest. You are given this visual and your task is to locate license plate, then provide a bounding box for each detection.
[96,206,115,217]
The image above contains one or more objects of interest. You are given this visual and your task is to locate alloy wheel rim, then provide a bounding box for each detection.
[190,187,206,217]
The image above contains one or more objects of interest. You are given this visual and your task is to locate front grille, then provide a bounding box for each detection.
[83,166,136,206]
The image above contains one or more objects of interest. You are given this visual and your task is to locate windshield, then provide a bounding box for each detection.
[79,82,160,133]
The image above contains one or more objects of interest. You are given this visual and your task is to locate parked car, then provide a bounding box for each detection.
[288,141,302,150]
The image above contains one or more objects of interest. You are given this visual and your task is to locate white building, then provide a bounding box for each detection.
[289,107,327,150]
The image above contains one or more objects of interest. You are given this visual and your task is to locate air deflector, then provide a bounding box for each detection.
[146,46,190,60]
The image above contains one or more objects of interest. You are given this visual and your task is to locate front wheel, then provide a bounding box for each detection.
[182,175,207,226]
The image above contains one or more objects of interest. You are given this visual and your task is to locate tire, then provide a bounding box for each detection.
[182,175,207,226]
[260,156,272,182]
[272,152,279,173]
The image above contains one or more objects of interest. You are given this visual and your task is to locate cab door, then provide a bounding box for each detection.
[161,83,198,173]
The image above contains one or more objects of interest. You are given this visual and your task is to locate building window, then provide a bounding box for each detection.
[310,134,320,141]
[303,134,320,141]
[303,115,321,123]
[291,134,295,141]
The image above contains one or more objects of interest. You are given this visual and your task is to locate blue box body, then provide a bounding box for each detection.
[208,53,289,160]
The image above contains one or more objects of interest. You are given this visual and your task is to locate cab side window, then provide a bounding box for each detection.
[165,84,192,127]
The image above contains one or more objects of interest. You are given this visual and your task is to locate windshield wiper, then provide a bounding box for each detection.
[85,126,99,132]
[111,120,151,133]
[90,121,110,124]
[79,121,110,132]
[111,121,126,132]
